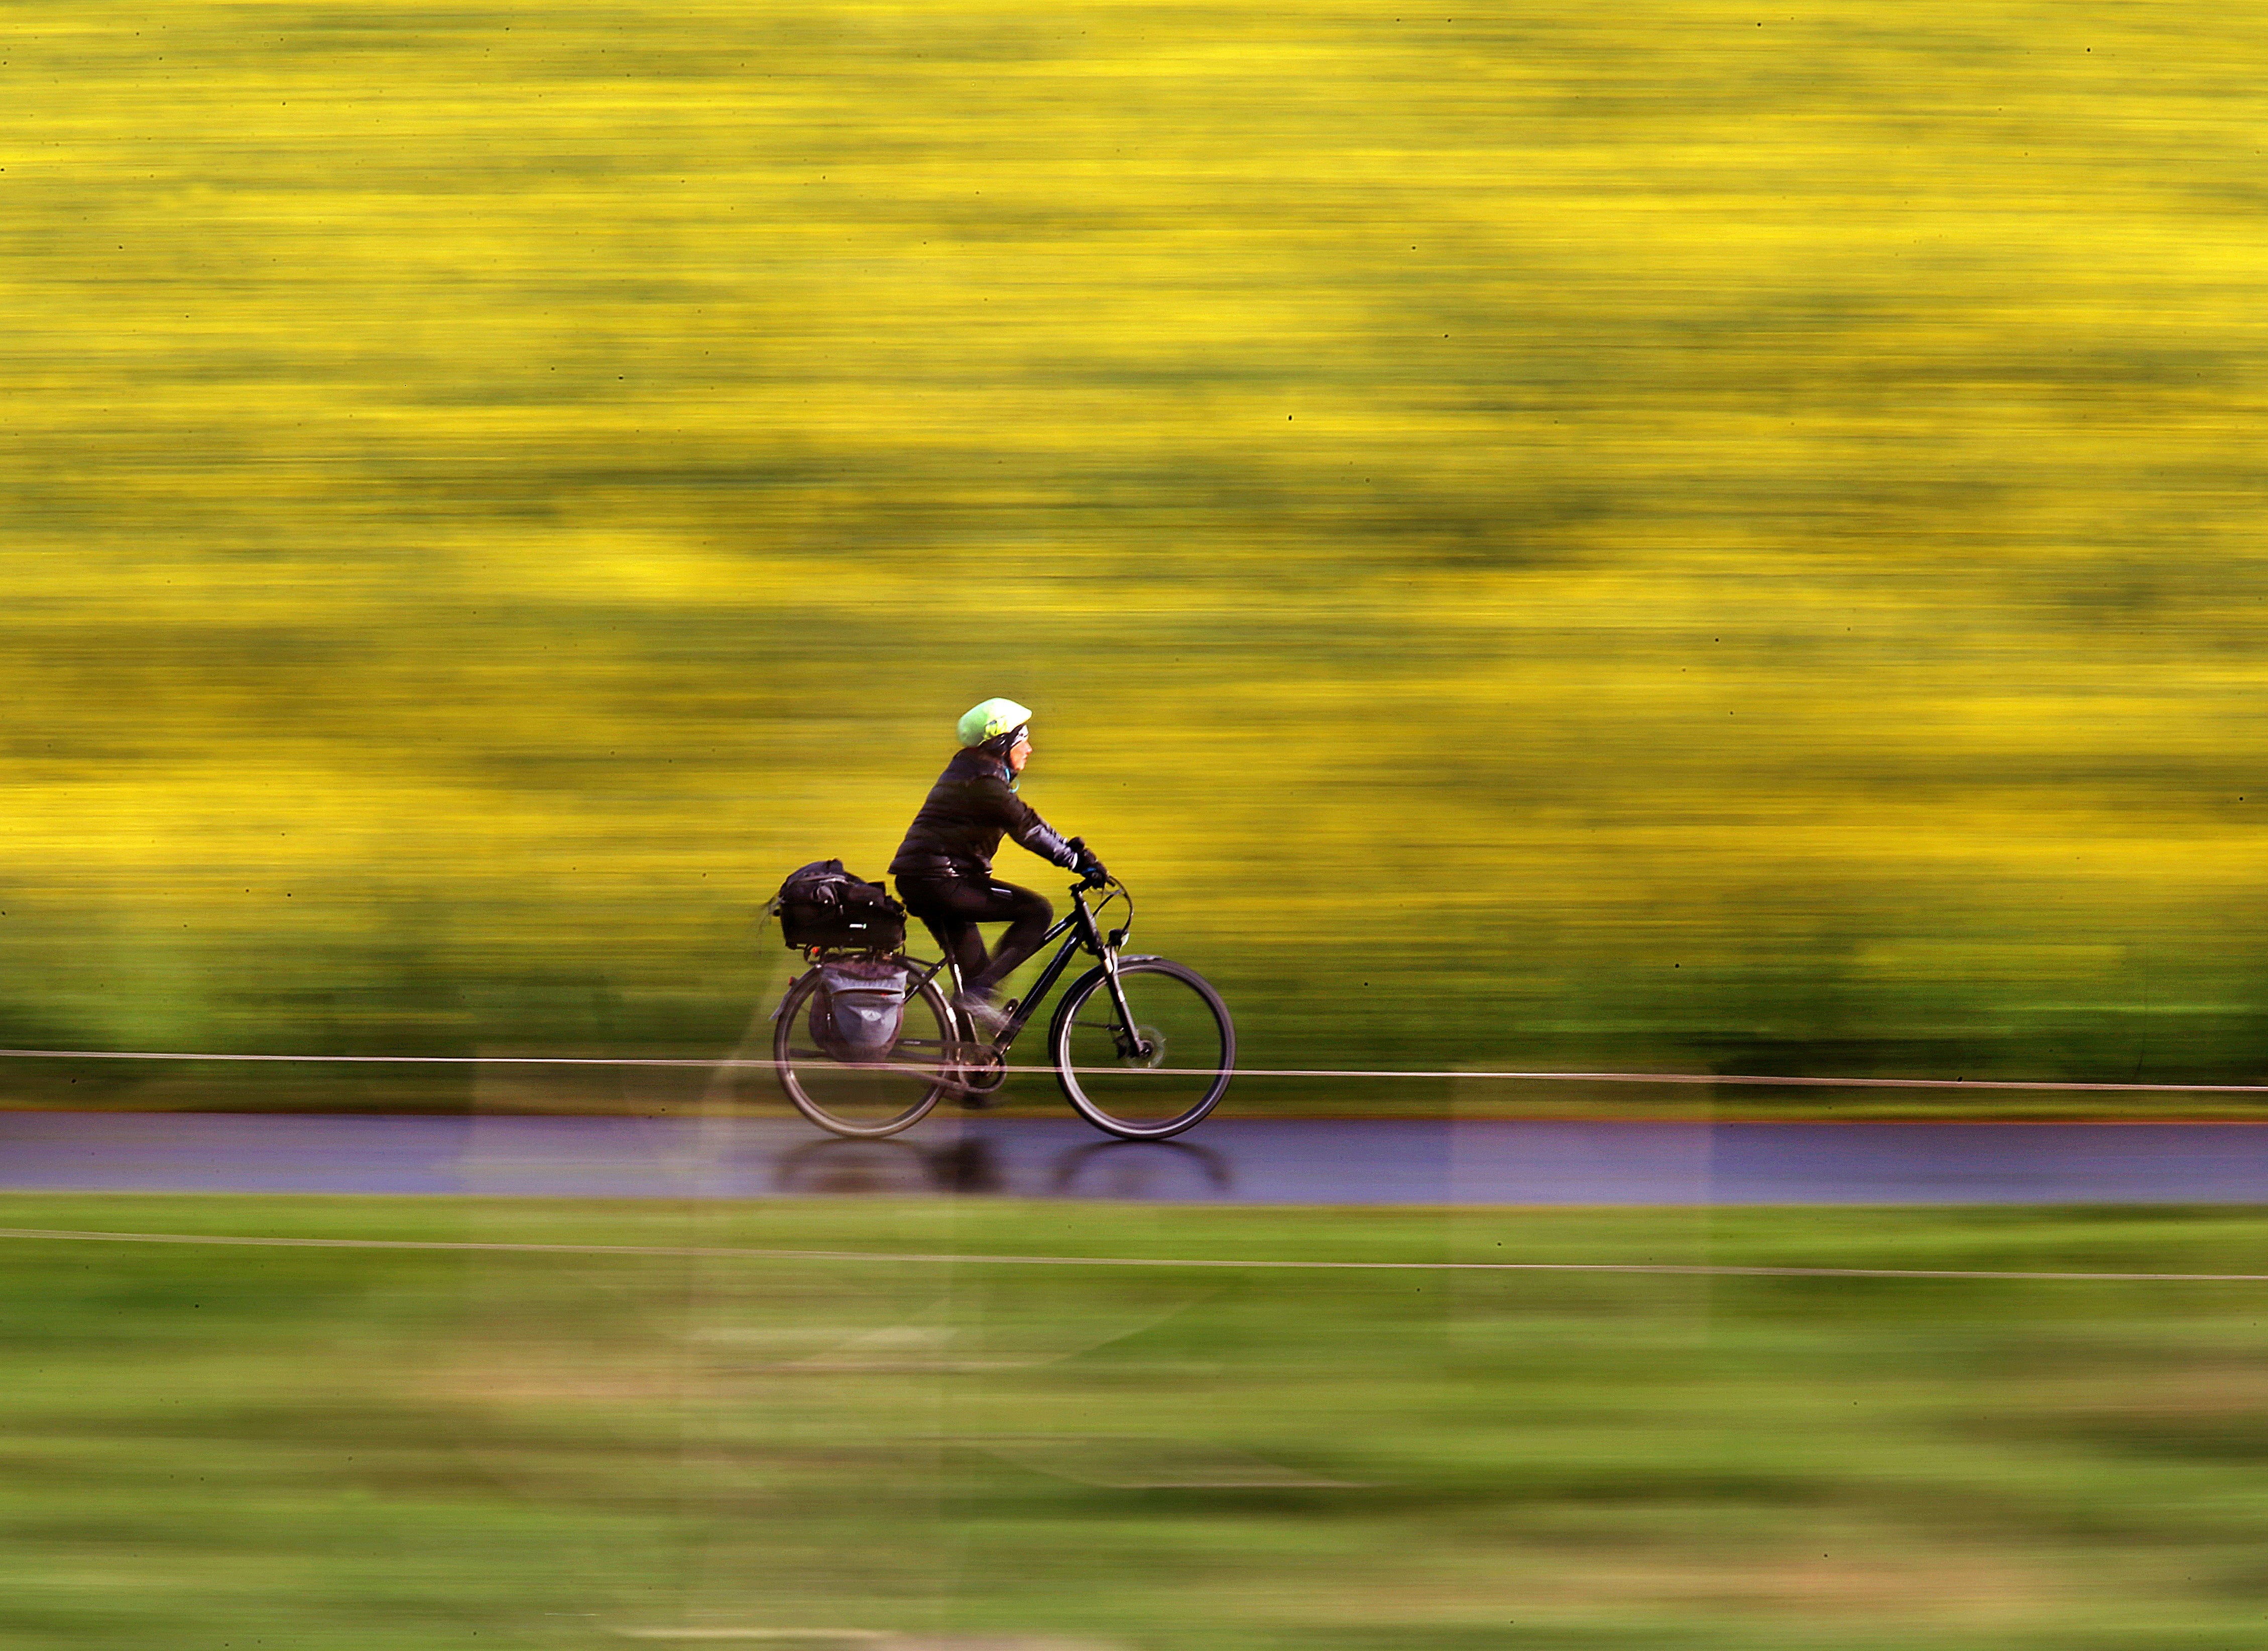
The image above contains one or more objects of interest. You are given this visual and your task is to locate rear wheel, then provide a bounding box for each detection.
[774,967,954,1138]
[1050,957,1234,1139]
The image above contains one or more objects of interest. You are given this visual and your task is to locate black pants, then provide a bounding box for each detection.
[896,873,1054,998]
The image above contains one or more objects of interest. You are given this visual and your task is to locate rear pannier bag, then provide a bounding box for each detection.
[809,958,911,1063]
[774,858,907,952]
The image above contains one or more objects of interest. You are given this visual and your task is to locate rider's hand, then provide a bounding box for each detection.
[1065,837,1106,886]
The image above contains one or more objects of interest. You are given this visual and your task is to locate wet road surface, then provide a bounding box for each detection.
[2,1112,2266,1203]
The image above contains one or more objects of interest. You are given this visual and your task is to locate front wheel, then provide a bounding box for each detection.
[1049,957,1234,1139]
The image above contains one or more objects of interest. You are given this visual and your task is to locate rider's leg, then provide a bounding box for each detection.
[896,874,1052,1002]
[913,911,987,993]
[964,882,1053,997]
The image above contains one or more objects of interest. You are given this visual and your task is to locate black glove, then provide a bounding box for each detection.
[1066,838,1107,885]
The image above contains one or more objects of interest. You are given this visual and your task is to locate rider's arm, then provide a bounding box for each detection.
[976,773,1082,869]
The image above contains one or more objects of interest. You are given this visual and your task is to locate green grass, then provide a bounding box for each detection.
[6,1194,2268,1646]
[6,3,2268,1109]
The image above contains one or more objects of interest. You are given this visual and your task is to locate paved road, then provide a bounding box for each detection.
[3,1112,2266,1203]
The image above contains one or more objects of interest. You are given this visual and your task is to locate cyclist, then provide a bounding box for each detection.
[890,698,1105,1033]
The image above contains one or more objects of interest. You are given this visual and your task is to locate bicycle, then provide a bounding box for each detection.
[772,875,1234,1142]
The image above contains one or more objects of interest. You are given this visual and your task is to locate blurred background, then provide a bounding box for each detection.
[13,11,2268,1650]
[7,0,2268,1112]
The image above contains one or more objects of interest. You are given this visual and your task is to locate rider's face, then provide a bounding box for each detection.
[1008,734,1032,774]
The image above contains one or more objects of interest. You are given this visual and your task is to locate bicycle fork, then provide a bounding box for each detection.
[1097,949,1153,1061]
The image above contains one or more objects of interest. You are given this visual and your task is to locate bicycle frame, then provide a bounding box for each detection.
[905,879,1131,1055]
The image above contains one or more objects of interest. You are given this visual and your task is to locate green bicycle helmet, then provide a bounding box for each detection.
[957,697,1033,748]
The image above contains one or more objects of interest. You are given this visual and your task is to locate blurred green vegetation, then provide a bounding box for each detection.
[6,2,2268,1110]
[8,1194,2268,1645]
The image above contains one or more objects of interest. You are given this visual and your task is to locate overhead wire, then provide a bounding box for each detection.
[0,1225,2262,1282]
[0,1045,2260,1093]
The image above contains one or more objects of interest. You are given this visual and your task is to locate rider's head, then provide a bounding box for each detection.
[958,698,1033,768]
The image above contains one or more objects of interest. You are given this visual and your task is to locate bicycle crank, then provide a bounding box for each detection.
[951,1045,1009,1107]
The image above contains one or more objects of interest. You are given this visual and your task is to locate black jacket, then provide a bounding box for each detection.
[890,748,1078,879]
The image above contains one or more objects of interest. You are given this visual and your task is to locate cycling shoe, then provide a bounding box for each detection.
[953,993,1011,1037]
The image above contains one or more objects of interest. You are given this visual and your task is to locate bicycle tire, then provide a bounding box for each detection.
[1048,957,1234,1139]
[774,966,955,1138]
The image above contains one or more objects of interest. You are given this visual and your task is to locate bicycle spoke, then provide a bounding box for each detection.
[1052,959,1233,1138]
[774,971,952,1137]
